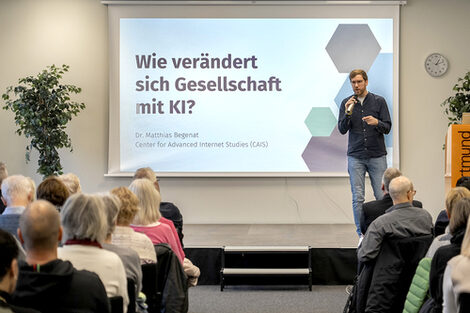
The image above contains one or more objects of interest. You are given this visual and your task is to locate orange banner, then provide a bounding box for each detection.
[449,124,470,188]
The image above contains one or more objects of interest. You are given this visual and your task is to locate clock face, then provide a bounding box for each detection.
[425,53,448,77]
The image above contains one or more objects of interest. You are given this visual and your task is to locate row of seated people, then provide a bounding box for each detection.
[346,168,470,313]
[0,164,199,313]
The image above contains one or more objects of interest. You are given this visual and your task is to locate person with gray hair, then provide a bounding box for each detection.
[0,162,8,214]
[358,176,433,263]
[100,194,143,309]
[13,200,110,313]
[360,168,423,235]
[58,193,129,312]
[0,175,34,238]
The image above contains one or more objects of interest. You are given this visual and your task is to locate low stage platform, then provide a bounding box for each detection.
[183,224,358,286]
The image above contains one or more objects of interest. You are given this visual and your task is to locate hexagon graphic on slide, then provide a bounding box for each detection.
[302,127,348,172]
[326,24,381,73]
[304,107,337,137]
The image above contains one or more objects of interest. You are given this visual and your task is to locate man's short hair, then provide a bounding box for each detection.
[449,197,470,235]
[1,175,31,205]
[133,167,157,183]
[445,187,470,218]
[20,200,61,251]
[0,229,18,280]
[129,179,161,225]
[58,173,82,194]
[389,176,412,201]
[110,187,140,226]
[349,69,368,81]
[61,194,108,243]
[382,168,402,193]
[37,176,70,207]
[456,176,470,191]
[0,162,8,185]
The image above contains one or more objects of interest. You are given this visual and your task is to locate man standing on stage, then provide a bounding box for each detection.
[338,69,391,238]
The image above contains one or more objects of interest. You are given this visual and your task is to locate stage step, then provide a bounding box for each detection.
[220,245,312,291]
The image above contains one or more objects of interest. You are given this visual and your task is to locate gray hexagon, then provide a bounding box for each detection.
[326,24,381,73]
[302,127,348,172]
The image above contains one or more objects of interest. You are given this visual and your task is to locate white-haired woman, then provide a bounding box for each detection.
[129,179,184,263]
[58,193,129,313]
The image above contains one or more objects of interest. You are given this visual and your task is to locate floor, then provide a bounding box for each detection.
[188,285,349,313]
[183,224,359,248]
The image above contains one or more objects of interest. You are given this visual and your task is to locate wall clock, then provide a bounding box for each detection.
[425,53,449,77]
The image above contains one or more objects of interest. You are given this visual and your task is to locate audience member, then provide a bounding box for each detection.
[25,178,36,202]
[58,194,129,312]
[0,175,33,238]
[435,176,470,237]
[129,179,184,263]
[58,173,81,195]
[133,167,184,245]
[358,176,433,263]
[110,187,157,264]
[36,176,70,210]
[0,229,39,313]
[13,200,110,313]
[424,197,470,313]
[360,168,422,235]
[443,214,470,313]
[0,162,8,214]
[426,187,470,258]
[100,194,143,305]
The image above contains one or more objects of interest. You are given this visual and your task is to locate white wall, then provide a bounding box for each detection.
[0,0,468,224]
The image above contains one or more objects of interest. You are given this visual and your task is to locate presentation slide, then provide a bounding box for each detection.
[119,18,394,174]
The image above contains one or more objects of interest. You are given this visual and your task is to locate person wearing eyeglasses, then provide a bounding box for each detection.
[358,176,433,263]
[360,168,423,236]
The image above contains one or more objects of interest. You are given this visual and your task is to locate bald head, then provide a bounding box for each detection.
[19,200,61,251]
[389,176,414,205]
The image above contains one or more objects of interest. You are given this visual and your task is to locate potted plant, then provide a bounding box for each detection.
[441,71,470,125]
[2,64,85,177]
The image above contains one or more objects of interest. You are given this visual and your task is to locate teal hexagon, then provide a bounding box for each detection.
[304,107,337,137]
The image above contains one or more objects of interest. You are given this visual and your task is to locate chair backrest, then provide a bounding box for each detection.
[108,296,123,313]
[127,277,136,313]
[365,234,433,313]
[459,292,470,313]
[154,243,189,313]
[141,262,160,313]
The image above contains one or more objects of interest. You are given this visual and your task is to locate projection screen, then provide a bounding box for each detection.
[105,1,401,177]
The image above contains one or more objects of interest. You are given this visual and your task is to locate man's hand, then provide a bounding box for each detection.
[345,96,357,111]
[362,115,378,126]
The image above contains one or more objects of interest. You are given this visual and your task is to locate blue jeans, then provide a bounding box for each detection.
[348,155,387,236]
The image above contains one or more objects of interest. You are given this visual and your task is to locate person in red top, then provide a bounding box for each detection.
[129,179,184,263]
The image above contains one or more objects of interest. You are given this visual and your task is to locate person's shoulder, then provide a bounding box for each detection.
[368,92,387,104]
[134,230,154,243]
[104,243,140,260]
[412,200,423,208]
[160,202,182,216]
[73,267,104,283]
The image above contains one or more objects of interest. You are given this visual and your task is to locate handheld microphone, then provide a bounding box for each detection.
[346,95,358,115]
